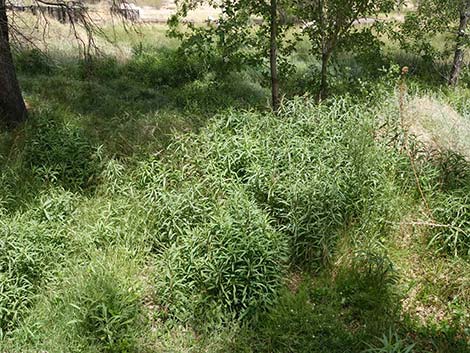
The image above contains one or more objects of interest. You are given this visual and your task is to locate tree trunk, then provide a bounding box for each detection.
[318,51,331,103]
[449,0,470,86]
[270,0,280,113]
[0,0,27,128]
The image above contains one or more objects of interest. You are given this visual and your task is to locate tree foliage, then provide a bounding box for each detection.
[170,0,289,69]
[170,0,398,102]
[400,0,470,84]
[169,0,295,109]
[292,0,398,100]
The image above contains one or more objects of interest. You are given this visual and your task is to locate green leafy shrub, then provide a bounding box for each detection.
[434,151,470,192]
[132,157,218,251]
[153,190,288,326]
[127,47,207,88]
[174,98,404,268]
[35,187,79,222]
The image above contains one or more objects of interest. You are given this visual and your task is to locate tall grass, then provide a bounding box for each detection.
[1,42,469,351]
[8,250,146,353]
[167,97,408,268]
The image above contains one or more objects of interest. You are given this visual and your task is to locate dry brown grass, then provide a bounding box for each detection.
[406,96,470,160]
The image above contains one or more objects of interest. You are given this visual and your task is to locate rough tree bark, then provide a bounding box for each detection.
[449,0,470,86]
[0,0,27,128]
[270,0,280,112]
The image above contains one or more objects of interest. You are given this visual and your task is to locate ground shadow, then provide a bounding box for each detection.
[223,267,470,353]
[16,48,269,159]
[0,48,269,211]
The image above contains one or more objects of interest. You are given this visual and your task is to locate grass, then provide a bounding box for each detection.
[1,20,470,353]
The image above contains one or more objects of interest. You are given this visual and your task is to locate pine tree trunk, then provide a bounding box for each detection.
[0,0,27,128]
[270,0,280,113]
[449,0,470,86]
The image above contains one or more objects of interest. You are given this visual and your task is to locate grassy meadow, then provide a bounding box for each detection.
[0,18,470,353]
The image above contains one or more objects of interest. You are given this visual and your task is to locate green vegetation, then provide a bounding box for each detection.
[1,15,470,353]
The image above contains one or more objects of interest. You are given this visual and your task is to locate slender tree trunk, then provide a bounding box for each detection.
[449,0,470,86]
[318,51,331,102]
[0,0,27,128]
[270,0,280,113]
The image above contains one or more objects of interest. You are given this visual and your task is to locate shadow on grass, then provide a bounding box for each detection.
[0,48,269,210]
[16,48,269,158]
[225,264,470,353]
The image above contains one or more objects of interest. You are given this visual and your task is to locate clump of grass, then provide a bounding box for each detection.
[364,330,415,353]
[172,97,407,268]
[336,249,400,330]
[432,156,470,260]
[153,188,288,327]
[21,110,102,190]
[239,282,357,353]
[127,47,208,88]
[385,94,470,259]
[406,96,470,162]
[70,257,144,352]
[429,188,470,257]
[8,251,145,353]
[232,256,401,353]
[0,204,71,335]
[131,156,219,251]
[14,48,54,75]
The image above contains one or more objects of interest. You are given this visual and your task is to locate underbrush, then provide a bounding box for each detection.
[166,98,408,268]
[0,189,76,336]
[15,47,268,159]
[430,187,470,257]
[1,77,470,351]
[10,250,146,353]
[152,189,288,327]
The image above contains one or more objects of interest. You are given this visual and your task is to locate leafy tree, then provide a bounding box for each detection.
[170,0,293,112]
[269,0,281,111]
[401,0,470,86]
[292,0,397,101]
